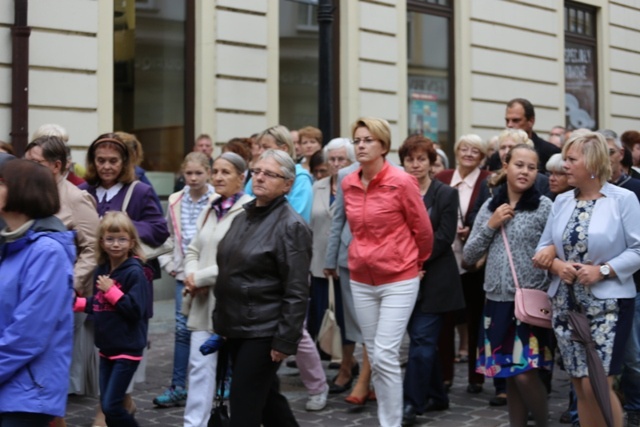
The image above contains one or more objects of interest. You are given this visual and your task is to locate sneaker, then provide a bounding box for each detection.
[152,386,188,408]
[305,385,328,411]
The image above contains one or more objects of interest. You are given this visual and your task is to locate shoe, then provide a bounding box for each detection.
[424,401,449,412]
[328,361,340,369]
[345,392,369,406]
[628,411,640,427]
[152,385,188,407]
[559,409,572,424]
[466,383,483,394]
[286,359,297,369]
[306,385,328,411]
[328,374,353,394]
[489,393,507,407]
[402,404,417,426]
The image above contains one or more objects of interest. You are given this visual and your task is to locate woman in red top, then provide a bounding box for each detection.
[342,117,433,427]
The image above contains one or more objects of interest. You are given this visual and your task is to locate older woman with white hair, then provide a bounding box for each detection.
[308,138,357,393]
[214,149,312,426]
[434,134,491,395]
[546,153,572,199]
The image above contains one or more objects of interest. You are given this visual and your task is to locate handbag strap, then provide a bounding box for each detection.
[328,276,336,311]
[215,344,228,401]
[121,180,139,213]
[500,226,521,290]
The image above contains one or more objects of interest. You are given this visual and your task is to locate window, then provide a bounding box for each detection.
[407,1,454,153]
[114,0,189,173]
[564,2,598,130]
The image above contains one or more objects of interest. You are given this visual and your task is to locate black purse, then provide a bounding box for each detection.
[207,344,230,427]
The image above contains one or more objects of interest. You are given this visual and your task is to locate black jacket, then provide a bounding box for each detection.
[418,180,465,313]
[85,257,149,357]
[213,196,312,355]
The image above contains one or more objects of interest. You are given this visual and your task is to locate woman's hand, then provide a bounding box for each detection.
[550,260,578,284]
[323,268,339,279]
[532,245,557,270]
[457,225,470,243]
[96,275,114,293]
[573,263,603,286]
[184,273,206,295]
[270,349,287,363]
[487,203,514,229]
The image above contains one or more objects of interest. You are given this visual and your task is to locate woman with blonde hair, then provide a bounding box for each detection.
[534,132,640,427]
[343,117,433,426]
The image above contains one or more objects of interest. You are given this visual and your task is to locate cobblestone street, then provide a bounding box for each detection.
[63,300,572,426]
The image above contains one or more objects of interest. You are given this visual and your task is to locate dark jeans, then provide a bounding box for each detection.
[0,412,53,427]
[100,358,140,427]
[227,337,299,427]
[403,310,447,412]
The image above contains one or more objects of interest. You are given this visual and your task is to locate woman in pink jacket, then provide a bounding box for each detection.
[342,117,433,427]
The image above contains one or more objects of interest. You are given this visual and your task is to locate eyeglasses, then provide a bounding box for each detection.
[250,168,287,180]
[352,138,377,145]
[103,237,131,245]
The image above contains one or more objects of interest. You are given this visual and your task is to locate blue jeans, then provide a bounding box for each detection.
[403,310,447,412]
[0,412,53,427]
[622,293,640,412]
[172,280,191,388]
[100,358,140,427]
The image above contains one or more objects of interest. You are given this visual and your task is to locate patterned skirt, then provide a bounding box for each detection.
[476,299,554,378]
[551,282,634,377]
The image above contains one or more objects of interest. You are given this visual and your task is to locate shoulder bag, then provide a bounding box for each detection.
[501,226,552,329]
[316,276,343,359]
[122,181,173,260]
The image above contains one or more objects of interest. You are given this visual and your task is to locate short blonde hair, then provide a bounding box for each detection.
[351,117,391,155]
[562,131,611,185]
[257,125,294,157]
[96,211,146,265]
[497,128,533,148]
[454,134,486,158]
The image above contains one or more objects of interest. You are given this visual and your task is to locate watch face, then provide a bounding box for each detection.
[600,264,611,276]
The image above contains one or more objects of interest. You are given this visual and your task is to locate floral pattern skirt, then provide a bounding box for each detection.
[476,300,554,378]
[551,282,634,377]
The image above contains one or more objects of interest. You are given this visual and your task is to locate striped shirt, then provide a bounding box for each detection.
[180,185,214,254]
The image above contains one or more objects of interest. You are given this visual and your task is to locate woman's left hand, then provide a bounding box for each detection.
[573,263,602,286]
[96,275,114,292]
[270,349,287,363]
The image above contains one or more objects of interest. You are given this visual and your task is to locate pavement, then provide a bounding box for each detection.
[63,299,574,426]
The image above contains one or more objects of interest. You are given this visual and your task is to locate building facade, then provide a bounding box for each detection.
[1,0,639,173]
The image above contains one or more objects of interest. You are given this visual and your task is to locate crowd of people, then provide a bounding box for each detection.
[0,97,640,427]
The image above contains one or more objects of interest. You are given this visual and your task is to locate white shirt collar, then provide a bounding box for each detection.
[96,182,124,203]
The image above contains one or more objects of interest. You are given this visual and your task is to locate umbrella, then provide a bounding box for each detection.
[567,286,614,427]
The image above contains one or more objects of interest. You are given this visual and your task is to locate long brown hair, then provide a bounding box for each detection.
[84,133,136,186]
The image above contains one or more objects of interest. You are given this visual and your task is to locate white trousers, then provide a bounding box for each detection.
[184,331,218,427]
[351,278,419,427]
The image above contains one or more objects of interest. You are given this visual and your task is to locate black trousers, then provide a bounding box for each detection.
[226,337,299,427]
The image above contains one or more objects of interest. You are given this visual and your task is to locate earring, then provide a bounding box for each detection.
[590,173,595,179]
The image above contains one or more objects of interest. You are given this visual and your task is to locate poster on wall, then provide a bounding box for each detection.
[409,92,438,141]
[564,41,597,130]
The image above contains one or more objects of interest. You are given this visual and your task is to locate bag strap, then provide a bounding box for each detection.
[328,276,336,312]
[122,180,140,213]
[500,226,521,290]
[214,344,228,402]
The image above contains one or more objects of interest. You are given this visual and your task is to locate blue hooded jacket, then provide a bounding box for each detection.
[0,219,76,417]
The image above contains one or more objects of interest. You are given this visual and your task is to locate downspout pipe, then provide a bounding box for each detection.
[11,0,30,156]
[317,0,334,143]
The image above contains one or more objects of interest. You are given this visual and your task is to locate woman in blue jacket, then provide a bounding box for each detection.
[0,159,75,427]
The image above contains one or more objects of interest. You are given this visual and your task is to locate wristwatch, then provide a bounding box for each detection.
[599,263,611,279]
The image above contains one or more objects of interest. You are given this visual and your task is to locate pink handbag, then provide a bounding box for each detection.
[502,227,553,329]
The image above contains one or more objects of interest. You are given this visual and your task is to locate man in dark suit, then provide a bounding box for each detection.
[486,98,560,173]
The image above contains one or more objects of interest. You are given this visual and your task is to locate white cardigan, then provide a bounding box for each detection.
[183,193,254,332]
